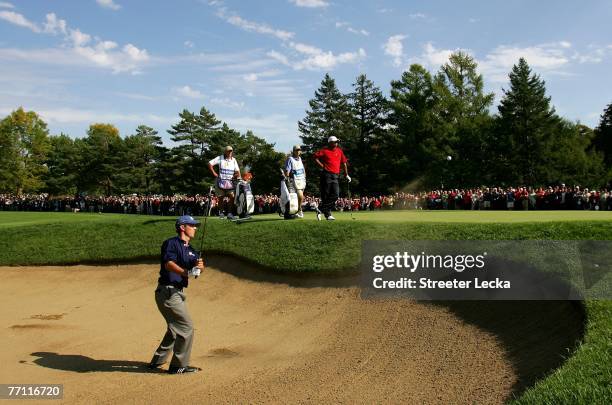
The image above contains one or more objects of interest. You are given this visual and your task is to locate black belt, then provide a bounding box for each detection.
[158,282,184,291]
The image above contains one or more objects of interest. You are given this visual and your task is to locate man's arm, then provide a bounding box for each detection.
[208,163,218,178]
[313,150,325,170]
[233,159,241,180]
[165,258,204,278]
[165,260,188,278]
[284,158,292,178]
[208,156,220,177]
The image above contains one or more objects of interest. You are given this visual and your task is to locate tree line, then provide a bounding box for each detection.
[299,54,611,195]
[1,52,611,196]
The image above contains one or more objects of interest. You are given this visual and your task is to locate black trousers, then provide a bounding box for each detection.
[319,171,339,216]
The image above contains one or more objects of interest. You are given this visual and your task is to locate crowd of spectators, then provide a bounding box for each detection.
[2,185,611,216]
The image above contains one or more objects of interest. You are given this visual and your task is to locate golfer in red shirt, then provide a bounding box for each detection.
[313,136,351,220]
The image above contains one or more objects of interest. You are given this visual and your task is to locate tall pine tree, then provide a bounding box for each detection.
[387,64,440,189]
[593,102,612,170]
[347,74,389,194]
[434,52,494,187]
[298,73,353,154]
[496,58,559,185]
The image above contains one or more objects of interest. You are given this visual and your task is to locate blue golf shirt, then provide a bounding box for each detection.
[159,236,199,289]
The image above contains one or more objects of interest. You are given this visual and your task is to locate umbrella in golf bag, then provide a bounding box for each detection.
[235,169,255,219]
[279,168,299,219]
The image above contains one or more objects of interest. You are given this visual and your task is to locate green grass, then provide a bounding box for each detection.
[0,210,610,403]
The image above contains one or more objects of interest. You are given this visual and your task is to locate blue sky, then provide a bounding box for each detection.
[1,0,611,152]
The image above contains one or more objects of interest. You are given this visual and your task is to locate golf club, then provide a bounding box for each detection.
[347,177,356,220]
[195,185,214,278]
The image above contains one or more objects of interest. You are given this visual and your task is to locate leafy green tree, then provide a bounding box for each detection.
[236,130,286,194]
[117,125,163,194]
[81,123,123,195]
[544,121,605,187]
[0,107,50,193]
[44,134,80,195]
[347,74,389,194]
[496,58,559,185]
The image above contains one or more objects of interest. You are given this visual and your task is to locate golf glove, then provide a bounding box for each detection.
[346,175,352,183]
[187,266,201,278]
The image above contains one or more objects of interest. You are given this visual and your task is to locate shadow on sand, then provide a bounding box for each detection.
[29,352,163,374]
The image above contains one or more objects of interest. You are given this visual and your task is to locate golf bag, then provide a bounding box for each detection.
[279,169,299,219]
[235,179,254,218]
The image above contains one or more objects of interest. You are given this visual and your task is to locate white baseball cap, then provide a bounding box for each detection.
[328,136,339,143]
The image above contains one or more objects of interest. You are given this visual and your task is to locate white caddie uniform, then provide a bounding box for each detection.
[209,155,240,195]
[285,156,306,190]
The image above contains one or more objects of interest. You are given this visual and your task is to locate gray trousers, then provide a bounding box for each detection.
[150,285,194,368]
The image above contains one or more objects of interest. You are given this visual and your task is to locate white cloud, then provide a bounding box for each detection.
[409,13,426,19]
[294,48,366,70]
[43,13,67,35]
[0,10,40,32]
[69,28,91,46]
[479,43,570,82]
[410,42,466,69]
[184,40,194,48]
[19,107,172,125]
[123,43,148,61]
[267,50,290,66]
[221,12,294,41]
[210,4,364,71]
[559,41,572,48]
[289,0,329,8]
[173,85,203,99]
[571,44,612,64]
[243,73,258,82]
[336,21,369,36]
[210,97,244,109]
[383,35,406,67]
[268,46,366,71]
[96,0,121,11]
[349,27,369,36]
[290,42,322,56]
[0,10,149,74]
[0,2,14,9]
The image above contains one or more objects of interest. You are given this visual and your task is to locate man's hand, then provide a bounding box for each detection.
[195,258,204,271]
[346,175,352,183]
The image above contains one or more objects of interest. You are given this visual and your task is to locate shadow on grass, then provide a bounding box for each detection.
[141,218,175,225]
[29,352,163,374]
[230,217,287,225]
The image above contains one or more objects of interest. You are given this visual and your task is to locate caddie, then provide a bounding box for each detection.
[149,215,204,374]
[208,145,241,220]
[284,145,306,218]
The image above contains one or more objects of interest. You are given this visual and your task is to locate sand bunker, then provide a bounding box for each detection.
[0,256,583,404]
